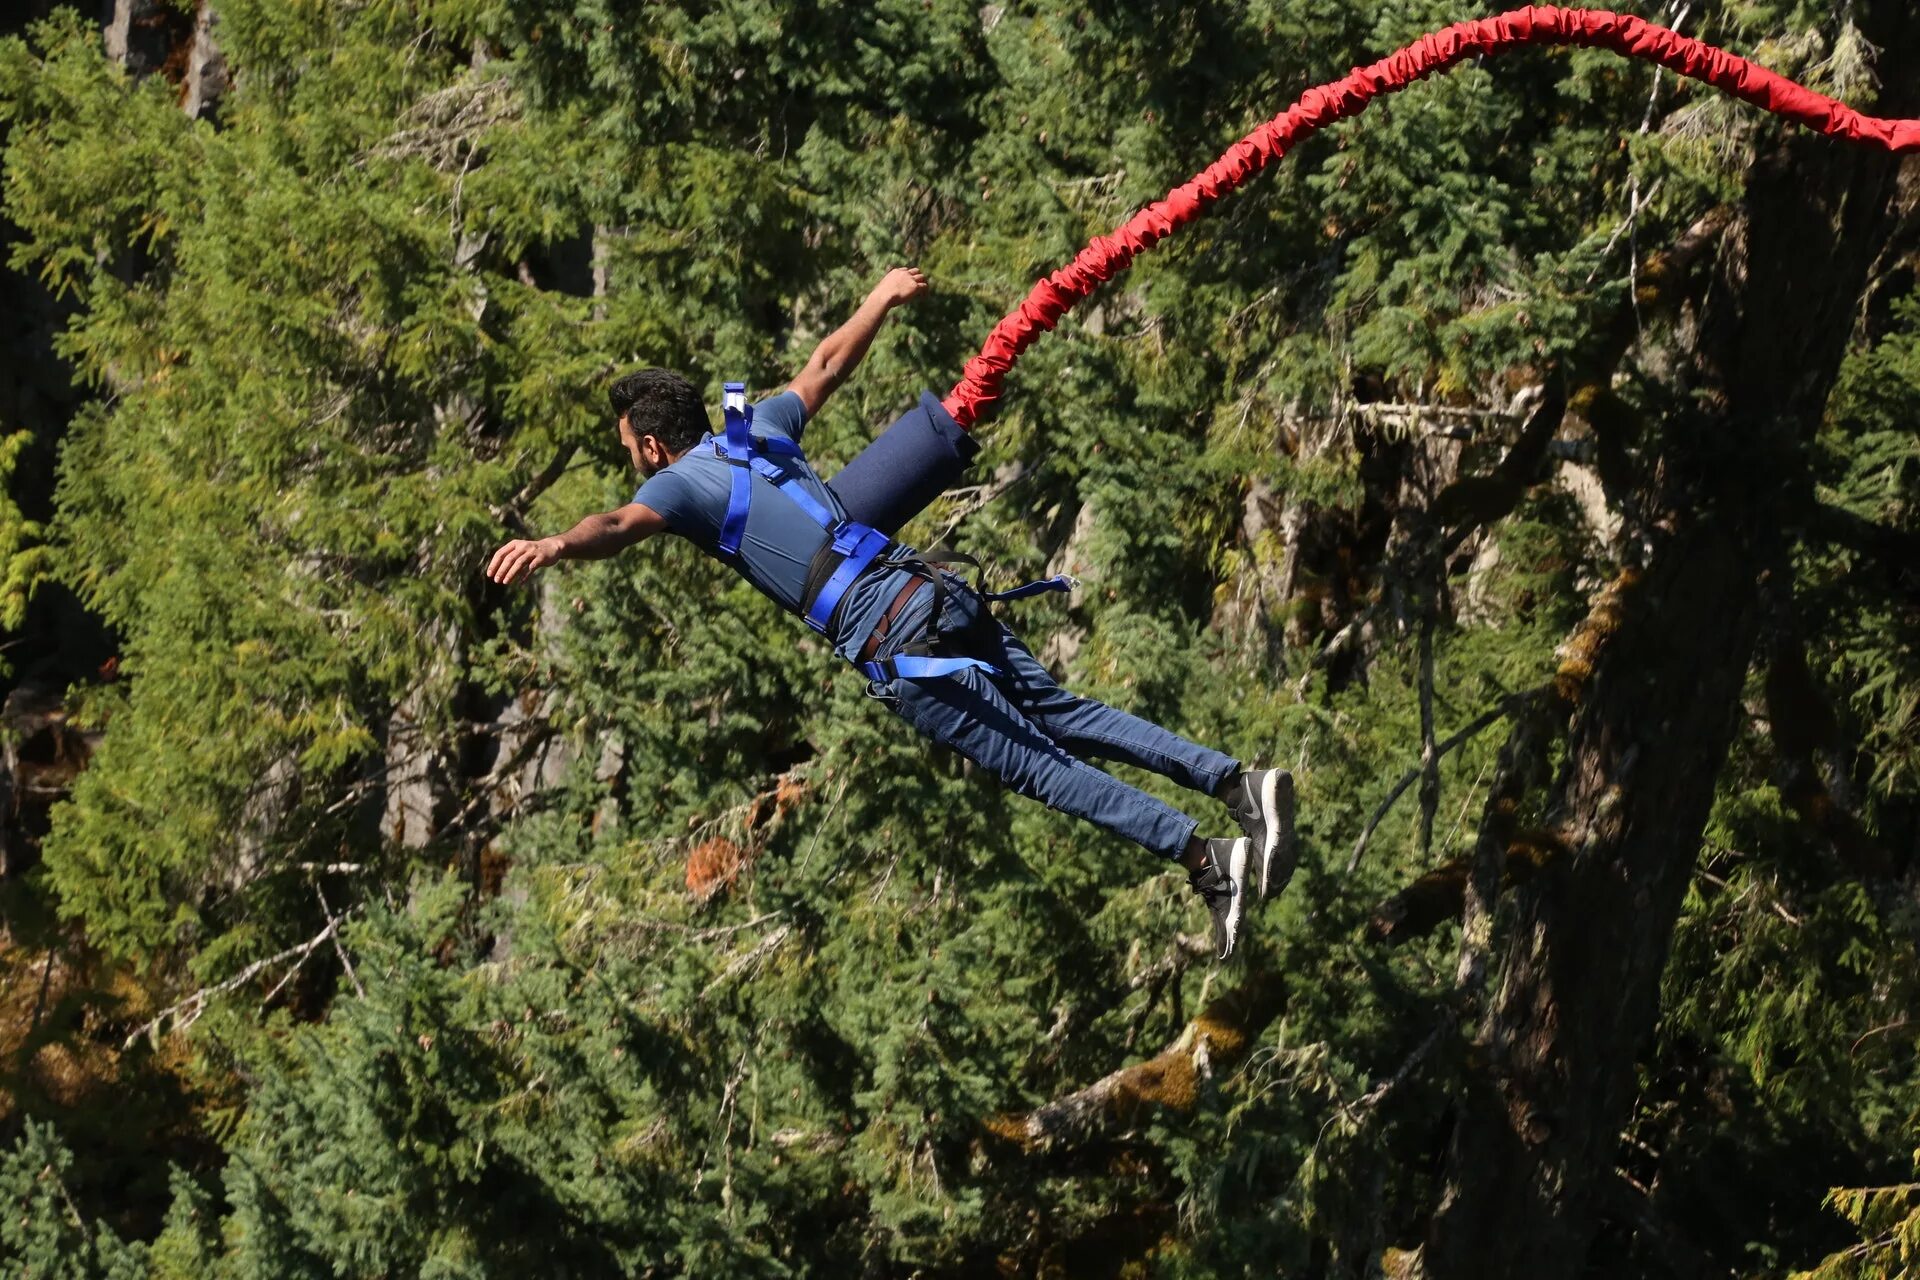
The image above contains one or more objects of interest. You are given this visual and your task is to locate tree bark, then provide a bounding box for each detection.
[988,966,1286,1154]
[1421,12,1919,1272]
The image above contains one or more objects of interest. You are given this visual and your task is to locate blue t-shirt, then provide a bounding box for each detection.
[631,391,921,661]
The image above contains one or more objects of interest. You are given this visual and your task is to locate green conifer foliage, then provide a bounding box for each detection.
[0,1120,146,1278]
[0,1,1914,1275]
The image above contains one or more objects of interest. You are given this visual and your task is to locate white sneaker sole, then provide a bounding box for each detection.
[1220,836,1250,959]
[1255,770,1297,901]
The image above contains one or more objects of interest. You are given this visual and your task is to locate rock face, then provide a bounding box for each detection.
[0,683,104,879]
[180,2,227,121]
[0,9,133,887]
[100,0,191,77]
[98,2,226,115]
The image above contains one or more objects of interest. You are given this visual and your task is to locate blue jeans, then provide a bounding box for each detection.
[873,576,1238,859]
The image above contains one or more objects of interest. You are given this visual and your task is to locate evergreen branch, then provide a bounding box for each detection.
[493,443,580,536]
[1761,575,1899,879]
[1366,837,1555,947]
[988,967,1287,1154]
[314,880,365,1000]
[1346,693,1531,875]
[1416,608,1440,861]
[1806,503,1920,582]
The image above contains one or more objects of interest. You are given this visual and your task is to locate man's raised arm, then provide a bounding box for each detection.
[787,267,928,417]
[486,502,666,586]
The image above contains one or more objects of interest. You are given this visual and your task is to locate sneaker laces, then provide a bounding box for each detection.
[1188,864,1232,905]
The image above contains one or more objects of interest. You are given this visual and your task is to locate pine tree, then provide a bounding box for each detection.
[0,2,1915,1276]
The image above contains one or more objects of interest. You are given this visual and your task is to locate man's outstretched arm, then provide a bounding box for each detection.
[787,266,928,417]
[486,502,667,586]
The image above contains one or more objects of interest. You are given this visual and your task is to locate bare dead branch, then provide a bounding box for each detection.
[1365,568,1644,944]
[700,923,795,1000]
[1417,610,1440,861]
[364,73,521,170]
[1347,695,1530,875]
[492,443,580,536]
[314,879,366,1000]
[1044,932,1213,1061]
[124,916,351,1047]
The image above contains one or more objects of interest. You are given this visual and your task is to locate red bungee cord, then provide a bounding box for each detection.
[940,5,1920,429]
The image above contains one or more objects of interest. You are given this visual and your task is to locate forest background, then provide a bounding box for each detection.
[0,1,1917,1277]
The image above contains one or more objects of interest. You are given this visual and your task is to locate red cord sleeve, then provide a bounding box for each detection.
[942,5,1920,428]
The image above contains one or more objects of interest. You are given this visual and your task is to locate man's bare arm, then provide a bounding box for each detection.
[787,266,928,417]
[486,503,667,585]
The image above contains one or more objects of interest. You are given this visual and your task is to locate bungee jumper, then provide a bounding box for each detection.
[487,6,1920,962]
[487,268,1293,959]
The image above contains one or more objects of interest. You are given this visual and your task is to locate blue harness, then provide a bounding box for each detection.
[708,381,1073,685]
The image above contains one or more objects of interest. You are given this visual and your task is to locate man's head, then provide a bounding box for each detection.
[609,368,709,476]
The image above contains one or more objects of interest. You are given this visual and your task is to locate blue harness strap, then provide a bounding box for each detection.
[982,575,1078,602]
[717,383,754,557]
[861,654,1002,684]
[702,386,894,636]
[705,378,1073,677]
[805,524,891,633]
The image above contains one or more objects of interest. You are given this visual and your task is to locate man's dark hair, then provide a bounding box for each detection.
[608,368,709,454]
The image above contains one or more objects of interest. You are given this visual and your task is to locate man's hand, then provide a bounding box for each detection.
[486,537,561,586]
[486,505,664,584]
[875,266,928,309]
[789,266,930,417]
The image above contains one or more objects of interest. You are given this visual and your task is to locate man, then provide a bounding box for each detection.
[486,268,1294,958]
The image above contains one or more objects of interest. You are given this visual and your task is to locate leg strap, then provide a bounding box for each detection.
[918,546,1077,602]
[862,654,1002,683]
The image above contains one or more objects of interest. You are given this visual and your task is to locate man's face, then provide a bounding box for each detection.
[619,413,674,478]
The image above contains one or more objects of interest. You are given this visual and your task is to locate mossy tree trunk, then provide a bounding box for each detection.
[1421,10,1920,1272]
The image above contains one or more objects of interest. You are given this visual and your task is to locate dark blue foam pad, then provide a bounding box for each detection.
[825,391,979,536]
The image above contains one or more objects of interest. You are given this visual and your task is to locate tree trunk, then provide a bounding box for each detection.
[1422,12,1918,1271]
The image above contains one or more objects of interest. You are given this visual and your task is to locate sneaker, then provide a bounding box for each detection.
[1188,837,1250,960]
[1220,767,1296,901]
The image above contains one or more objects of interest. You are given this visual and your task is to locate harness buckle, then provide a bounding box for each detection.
[829,521,864,555]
